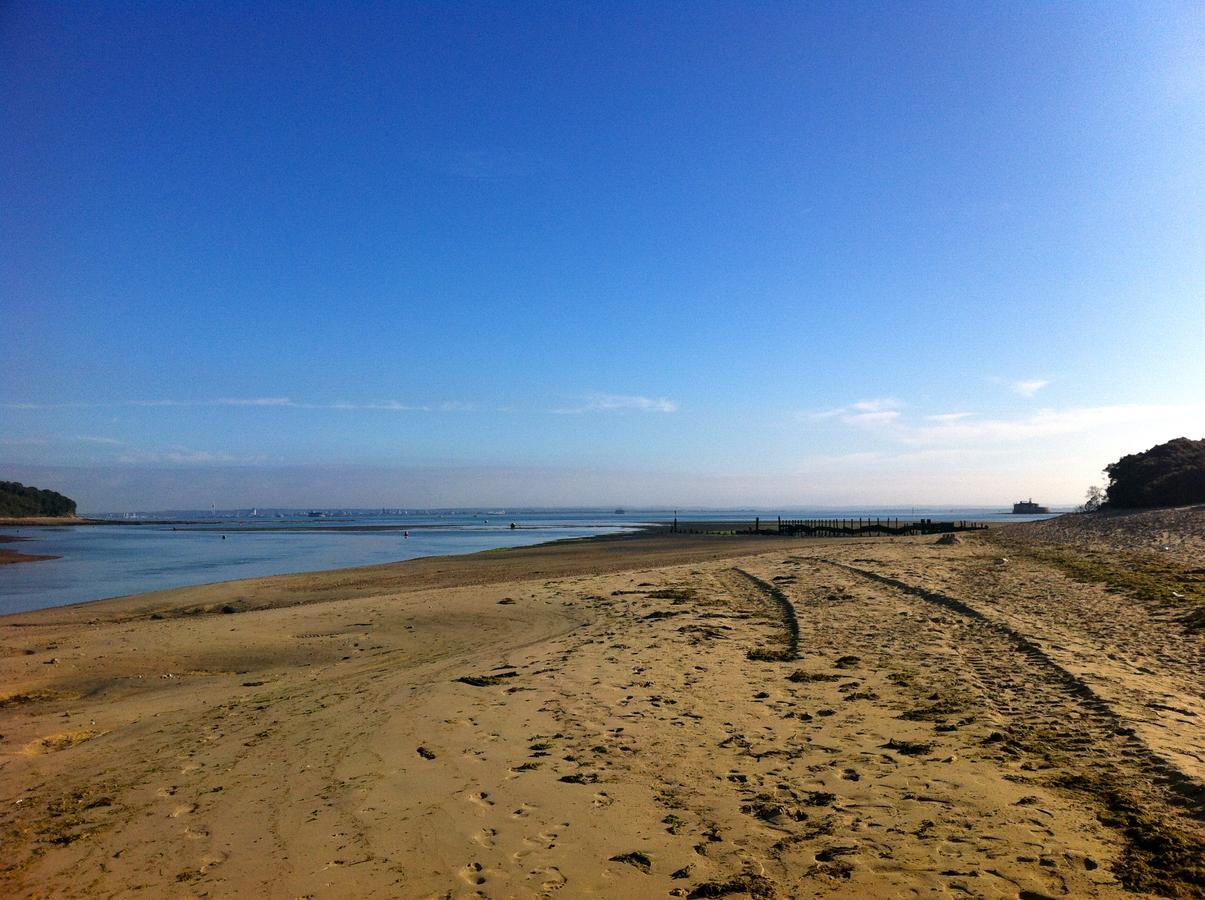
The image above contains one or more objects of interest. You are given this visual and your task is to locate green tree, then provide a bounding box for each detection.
[1078,484,1105,512]
[0,481,78,517]
[1103,437,1205,509]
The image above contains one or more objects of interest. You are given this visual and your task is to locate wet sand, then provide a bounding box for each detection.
[0,536,59,566]
[1,527,1201,897]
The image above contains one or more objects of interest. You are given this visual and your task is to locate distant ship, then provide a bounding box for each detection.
[614,508,626,515]
[1012,499,1050,514]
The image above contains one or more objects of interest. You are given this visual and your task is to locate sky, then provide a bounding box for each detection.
[2,1,1203,511]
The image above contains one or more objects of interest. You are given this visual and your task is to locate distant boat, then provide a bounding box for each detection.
[1012,499,1050,514]
[614,508,626,515]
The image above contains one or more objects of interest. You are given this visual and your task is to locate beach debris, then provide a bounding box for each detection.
[642,610,685,621]
[416,746,436,760]
[747,647,795,662]
[815,845,858,862]
[609,851,652,873]
[833,655,860,669]
[884,738,935,756]
[558,772,600,784]
[0,690,74,709]
[455,672,518,687]
[934,533,963,545]
[787,670,841,683]
[686,873,777,898]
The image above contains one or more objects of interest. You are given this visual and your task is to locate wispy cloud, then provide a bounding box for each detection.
[74,435,124,445]
[1,397,476,413]
[903,405,1193,444]
[814,400,1197,447]
[115,446,268,465]
[554,394,678,414]
[0,436,49,446]
[809,397,902,426]
[214,397,293,407]
[1012,379,1050,397]
[987,377,1050,397]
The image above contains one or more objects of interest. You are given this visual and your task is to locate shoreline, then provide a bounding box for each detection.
[0,523,667,619]
[0,516,118,527]
[1,522,1201,895]
[0,526,766,625]
[0,534,61,566]
[0,548,62,566]
[0,519,988,618]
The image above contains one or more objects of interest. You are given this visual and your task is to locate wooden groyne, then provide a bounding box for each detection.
[772,517,986,537]
[668,516,989,537]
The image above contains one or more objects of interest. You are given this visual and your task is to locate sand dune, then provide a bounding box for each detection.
[1,530,1201,897]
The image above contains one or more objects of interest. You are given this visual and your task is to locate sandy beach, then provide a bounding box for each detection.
[1,521,1202,898]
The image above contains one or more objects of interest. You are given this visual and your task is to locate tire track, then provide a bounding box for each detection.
[825,559,1204,815]
[718,568,800,660]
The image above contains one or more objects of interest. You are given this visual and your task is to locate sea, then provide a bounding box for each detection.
[0,506,1063,615]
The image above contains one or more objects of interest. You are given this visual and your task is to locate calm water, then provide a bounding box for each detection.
[0,506,1062,615]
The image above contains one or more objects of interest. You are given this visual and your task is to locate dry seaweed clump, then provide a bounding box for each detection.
[740,795,807,823]
[0,690,74,709]
[746,647,796,662]
[786,670,841,683]
[609,851,652,873]
[687,872,777,898]
[455,672,518,687]
[898,697,965,721]
[883,738,934,756]
[645,587,697,602]
[1054,773,1205,897]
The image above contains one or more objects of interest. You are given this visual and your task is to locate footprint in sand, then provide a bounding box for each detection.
[592,792,614,808]
[458,861,487,886]
[513,831,557,860]
[472,827,498,848]
[511,802,536,818]
[466,792,495,808]
[532,866,567,892]
[169,803,197,818]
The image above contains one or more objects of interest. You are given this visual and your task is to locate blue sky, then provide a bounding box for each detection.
[2,1,1202,510]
